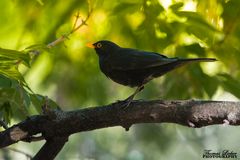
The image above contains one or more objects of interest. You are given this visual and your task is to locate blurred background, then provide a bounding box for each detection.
[0,0,240,159]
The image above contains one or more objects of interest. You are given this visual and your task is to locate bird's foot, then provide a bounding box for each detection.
[116,85,144,109]
[117,95,134,110]
[118,100,131,110]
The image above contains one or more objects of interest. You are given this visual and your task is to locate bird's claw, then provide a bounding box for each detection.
[118,100,131,110]
[116,96,134,110]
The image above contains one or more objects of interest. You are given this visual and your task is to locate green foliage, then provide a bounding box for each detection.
[0,47,31,124]
[113,2,141,14]
[218,73,240,98]
[0,48,29,83]
[169,2,183,11]
[0,44,57,124]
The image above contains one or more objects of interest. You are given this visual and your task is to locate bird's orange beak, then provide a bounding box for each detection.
[86,42,95,48]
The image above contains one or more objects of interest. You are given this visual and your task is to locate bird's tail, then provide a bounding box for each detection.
[179,58,217,62]
[153,57,217,78]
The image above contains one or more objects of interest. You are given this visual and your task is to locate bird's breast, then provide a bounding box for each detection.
[99,57,110,73]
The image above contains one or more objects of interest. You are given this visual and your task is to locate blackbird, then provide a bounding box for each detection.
[87,40,216,106]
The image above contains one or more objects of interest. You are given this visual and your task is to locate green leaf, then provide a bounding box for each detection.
[174,11,218,32]
[175,43,206,58]
[202,75,218,98]
[184,23,221,45]
[0,88,15,124]
[30,94,60,113]
[24,44,49,55]
[221,0,240,33]
[0,64,25,83]
[0,102,12,125]
[0,48,30,86]
[184,43,206,57]
[218,73,240,98]
[113,2,140,14]
[0,48,30,67]
[169,2,184,11]
[30,94,44,113]
[0,88,15,101]
[143,0,164,17]
[10,91,29,120]
[0,75,12,88]
[0,87,30,122]
[189,65,218,98]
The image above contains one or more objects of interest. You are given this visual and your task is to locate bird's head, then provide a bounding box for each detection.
[86,40,120,56]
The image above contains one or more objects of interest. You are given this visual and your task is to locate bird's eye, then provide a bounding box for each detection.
[97,43,102,48]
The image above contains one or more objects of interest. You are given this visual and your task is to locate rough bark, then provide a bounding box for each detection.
[0,100,240,159]
[33,137,68,160]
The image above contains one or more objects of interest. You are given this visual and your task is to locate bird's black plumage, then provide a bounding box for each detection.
[88,40,216,105]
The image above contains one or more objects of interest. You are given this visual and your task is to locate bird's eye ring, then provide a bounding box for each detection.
[97,43,102,48]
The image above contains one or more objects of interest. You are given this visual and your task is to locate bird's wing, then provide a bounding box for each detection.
[109,48,178,70]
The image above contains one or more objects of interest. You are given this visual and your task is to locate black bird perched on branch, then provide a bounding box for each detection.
[87,40,216,106]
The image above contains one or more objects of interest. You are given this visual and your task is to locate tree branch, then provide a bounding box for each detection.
[33,137,68,160]
[0,100,239,159]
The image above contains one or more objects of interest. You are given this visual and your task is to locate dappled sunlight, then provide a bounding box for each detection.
[126,12,145,30]
[25,53,53,91]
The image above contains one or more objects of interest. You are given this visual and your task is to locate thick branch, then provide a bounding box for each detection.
[1,99,240,159]
[1,100,240,149]
[33,137,68,160]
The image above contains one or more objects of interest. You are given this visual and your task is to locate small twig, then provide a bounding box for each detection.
[72,11,80,31]
[3,147,32,159]
[46,0,93,49]
[18,0,93,67]
[70,0,93,34]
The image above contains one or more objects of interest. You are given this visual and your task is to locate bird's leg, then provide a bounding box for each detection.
[125,85,144,101]
[120,85,144,108]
